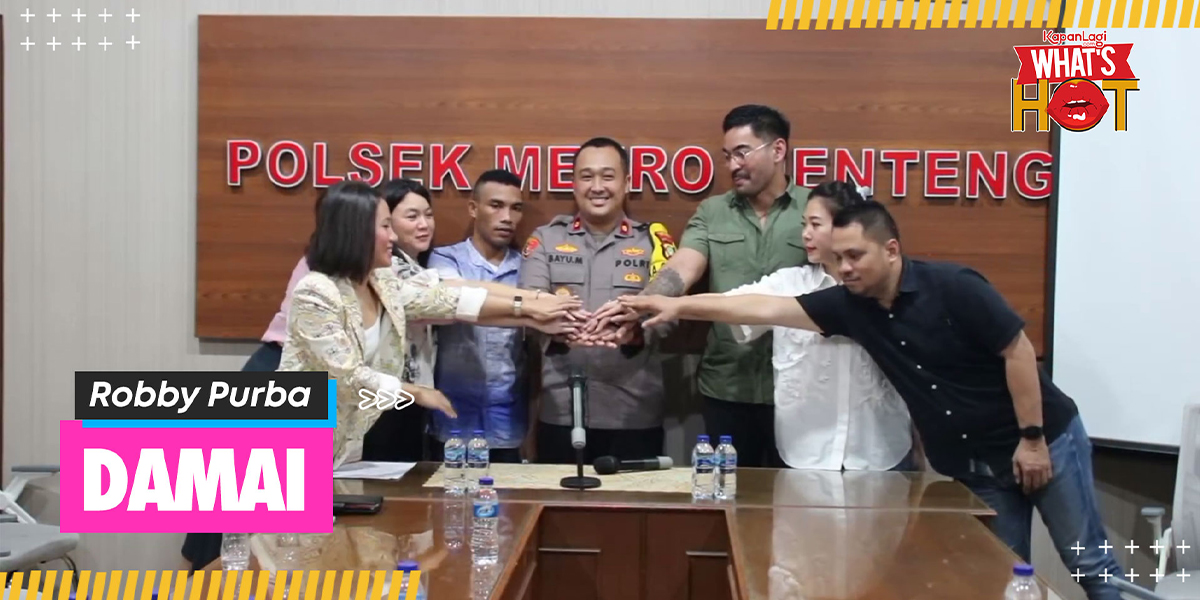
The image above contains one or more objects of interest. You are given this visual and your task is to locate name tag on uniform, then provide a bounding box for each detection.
[548,254,584,265]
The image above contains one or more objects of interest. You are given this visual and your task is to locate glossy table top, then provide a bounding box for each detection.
[207,500,537,600]
[731,507,1064,599]
[342,462,995,515]
[211,465,1036,599]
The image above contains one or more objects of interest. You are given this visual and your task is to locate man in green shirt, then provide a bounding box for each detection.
[593,104,809,466]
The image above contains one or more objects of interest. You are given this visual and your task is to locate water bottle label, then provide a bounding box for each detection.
[445,447,465,461]
[473,502,498,518]
[696,457,714,468]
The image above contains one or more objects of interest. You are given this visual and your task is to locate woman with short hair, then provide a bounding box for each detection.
[278,181,578,468]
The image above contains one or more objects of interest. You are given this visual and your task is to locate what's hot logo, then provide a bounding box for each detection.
[1011,33,1139,133]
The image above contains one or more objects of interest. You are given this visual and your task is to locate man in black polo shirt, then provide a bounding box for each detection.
[620,201,1124,600]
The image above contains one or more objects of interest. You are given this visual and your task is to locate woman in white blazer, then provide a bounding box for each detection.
[278,181,579,468]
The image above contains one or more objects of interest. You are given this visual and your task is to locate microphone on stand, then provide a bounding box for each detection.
[593,456,674,475]
[560,367,601,490]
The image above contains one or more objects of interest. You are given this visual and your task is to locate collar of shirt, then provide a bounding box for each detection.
[897,257,920,294]
[392,250,424,279]
[566,213,636,238]
[727,177,801,210]
[461,238,521,277]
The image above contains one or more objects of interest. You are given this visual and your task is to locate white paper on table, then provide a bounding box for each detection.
[332,461,416,480]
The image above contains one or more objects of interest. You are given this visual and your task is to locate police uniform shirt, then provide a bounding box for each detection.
[518,214,676,430]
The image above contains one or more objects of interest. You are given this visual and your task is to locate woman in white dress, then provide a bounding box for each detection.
[725,181,919,471]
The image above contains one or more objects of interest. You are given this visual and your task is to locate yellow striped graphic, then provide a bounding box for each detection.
[766,0,1198,27]
[7,571,430,600]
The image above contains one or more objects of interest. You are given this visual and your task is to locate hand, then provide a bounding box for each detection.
[618,295,680,328]
[523,293,583,322]
[1012,437,1052,493]
[530,315,579,336]
[585,299,641,334]
[410,386,458,419]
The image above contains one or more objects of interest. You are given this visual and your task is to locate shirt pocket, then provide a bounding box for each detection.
[612,255,650,295]
[708,232,749,273]
[548,261,587,296]
[781,239,810,268]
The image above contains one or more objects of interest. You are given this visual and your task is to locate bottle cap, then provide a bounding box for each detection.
[479,476,494,486]
[1013,563,1034,576]
[397,559,419,571]
[719,435,732,444]
[698,435,710,443]
[450,429,462,435]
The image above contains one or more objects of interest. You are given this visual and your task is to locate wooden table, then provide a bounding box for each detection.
[208,463,1069,600]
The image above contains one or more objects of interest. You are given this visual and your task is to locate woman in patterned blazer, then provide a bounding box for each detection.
[278,181,579,469]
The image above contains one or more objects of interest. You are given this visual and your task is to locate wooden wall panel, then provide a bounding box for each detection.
[197,17,1050,352]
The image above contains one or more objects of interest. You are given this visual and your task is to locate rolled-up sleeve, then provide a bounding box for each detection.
[678,202,711,259]
[796,287,849,337]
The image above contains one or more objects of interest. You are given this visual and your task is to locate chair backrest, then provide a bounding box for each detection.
[1173,402,1200,570]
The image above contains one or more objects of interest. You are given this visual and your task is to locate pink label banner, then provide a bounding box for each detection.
[59,420,332,533]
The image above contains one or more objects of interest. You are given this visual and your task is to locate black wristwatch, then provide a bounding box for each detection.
[1019,425,1044,440]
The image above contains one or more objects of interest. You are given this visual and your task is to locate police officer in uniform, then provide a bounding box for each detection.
[519,137,676,464]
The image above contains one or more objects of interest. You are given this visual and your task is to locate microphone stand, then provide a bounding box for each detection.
[560,370,601,490]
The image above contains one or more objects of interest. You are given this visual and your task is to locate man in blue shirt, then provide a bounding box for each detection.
[428,170,530,463]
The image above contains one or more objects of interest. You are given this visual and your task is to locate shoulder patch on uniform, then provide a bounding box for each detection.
[522,236,541,258]
[648,222,677,279]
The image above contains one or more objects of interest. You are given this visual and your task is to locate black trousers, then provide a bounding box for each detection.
[702,395,782,468]
[361,406,428,462]
[536,422,664,465]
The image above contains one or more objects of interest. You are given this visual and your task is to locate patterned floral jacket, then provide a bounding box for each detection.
[278,266,463,469]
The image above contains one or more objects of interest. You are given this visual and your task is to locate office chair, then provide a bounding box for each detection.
[1140,403,1200,599]
[0,466,79,586]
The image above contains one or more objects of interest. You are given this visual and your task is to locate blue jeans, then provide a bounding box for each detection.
[959,416,1124,600]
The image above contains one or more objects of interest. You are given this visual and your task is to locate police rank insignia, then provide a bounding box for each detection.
[624,273,643,283]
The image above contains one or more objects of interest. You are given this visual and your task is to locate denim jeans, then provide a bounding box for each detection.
[959,416,1124,600]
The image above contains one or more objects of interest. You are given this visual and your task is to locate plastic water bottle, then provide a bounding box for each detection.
[445,498,466,551]
[221,532,250,570]
[471,476,500,565]
[269,533,301,596]
[466,429,491,491]
[444,429,466,496]
[391,560,428,600]
[692,435,716,500]
[714,435,738,500]
[1004,563,1041,599]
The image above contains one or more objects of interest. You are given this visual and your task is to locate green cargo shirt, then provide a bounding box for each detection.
[679,180,810,405]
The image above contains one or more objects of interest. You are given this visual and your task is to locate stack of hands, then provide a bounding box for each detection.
[519,293,670,348]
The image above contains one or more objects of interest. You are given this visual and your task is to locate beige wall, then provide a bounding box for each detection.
[1,2,1175,598]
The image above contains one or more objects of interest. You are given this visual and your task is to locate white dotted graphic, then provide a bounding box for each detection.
[17,7,142,52]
